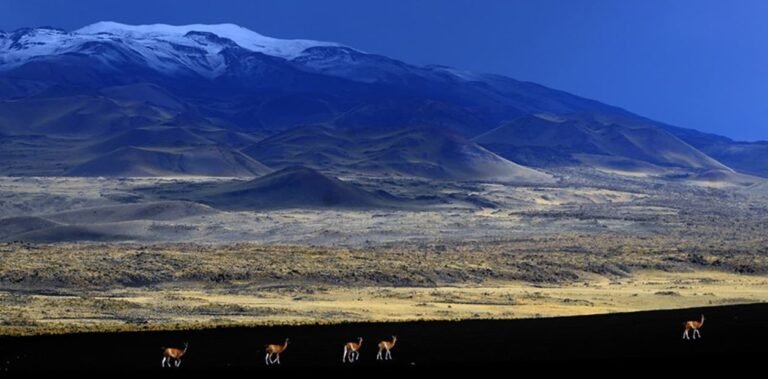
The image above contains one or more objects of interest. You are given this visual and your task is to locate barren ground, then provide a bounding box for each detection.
[1,242,767,336]
[0,169,766,335]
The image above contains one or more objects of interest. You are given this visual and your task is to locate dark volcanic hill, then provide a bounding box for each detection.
[186,166,398,210]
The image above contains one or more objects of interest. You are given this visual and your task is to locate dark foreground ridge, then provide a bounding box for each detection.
[1,303,767,371]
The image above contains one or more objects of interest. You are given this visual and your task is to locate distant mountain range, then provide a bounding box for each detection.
[0,22,765,181]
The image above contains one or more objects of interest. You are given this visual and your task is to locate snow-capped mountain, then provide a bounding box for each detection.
[1,22,763,179]
[0,22,489,86]
[0,21,344,77]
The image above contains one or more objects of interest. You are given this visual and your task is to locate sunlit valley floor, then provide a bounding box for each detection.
[1,169,766,335]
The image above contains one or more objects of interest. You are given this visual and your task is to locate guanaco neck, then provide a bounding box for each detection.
[282,339,289,351]
[390,337,397,348]
[699,316,705,327]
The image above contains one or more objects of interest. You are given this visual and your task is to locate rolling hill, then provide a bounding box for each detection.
[66,145,272,177]
[656,124,768,178]
[45,201,217,224]
[243,126,554,182]
[185,166,399,210]
[84,127,213,153]
[473,114,729,173]
[0,201,216,242]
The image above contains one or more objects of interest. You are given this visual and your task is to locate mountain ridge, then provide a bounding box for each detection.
[0,22,765,181]
[243,125,554,182]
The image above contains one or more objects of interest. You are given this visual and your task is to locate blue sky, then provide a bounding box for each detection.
[2,0,766,141]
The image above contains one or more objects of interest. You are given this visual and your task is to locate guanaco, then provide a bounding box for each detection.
[161,342,188,368]
[683,315,705,340]
[343,337,363,363]
[376,336,397,360]
[265,338,289,365]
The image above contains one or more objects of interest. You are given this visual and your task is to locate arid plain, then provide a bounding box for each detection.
[1,168,766,336]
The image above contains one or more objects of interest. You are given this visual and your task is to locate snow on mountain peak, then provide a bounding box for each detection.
[0,22,346,77]
[75,21,339,59]
[1,22,472,86]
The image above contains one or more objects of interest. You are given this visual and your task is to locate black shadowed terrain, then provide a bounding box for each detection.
[1,303,766,372]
